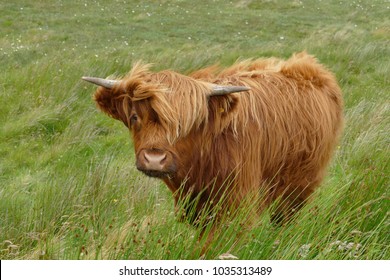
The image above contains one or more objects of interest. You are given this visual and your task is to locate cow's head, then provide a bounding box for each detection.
[83,63,249,180]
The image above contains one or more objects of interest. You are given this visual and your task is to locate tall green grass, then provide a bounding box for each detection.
[0,0,388,259]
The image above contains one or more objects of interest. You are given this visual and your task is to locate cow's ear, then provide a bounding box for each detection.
[94,87,118,118]
[207,94,239,129]
[94,86,131,124]
[206,83,247,125]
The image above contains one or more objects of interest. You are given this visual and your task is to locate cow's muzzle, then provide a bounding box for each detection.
[136,149,176,178]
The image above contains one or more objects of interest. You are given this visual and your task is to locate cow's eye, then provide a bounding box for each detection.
[130,114,138,126]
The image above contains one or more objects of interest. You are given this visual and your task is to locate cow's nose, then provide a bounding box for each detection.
[141,150,167,171]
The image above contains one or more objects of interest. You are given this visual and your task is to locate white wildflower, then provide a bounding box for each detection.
[326,240,363,257]
[350,230,362,236]
[219,253,238,260]
[298,243,311,258]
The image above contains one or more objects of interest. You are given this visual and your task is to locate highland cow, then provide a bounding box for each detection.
[82,52,343,233]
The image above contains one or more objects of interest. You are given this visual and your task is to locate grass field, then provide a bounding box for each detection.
[0,0,389,260]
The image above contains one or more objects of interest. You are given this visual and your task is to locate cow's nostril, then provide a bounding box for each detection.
[143,152,149,162]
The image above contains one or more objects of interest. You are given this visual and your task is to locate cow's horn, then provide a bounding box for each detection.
[209,85,250,96]
[82,76,120,89]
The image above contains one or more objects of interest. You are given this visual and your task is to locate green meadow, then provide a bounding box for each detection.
[0,0,388,259]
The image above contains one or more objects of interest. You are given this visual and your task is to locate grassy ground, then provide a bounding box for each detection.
[0,0,388,259]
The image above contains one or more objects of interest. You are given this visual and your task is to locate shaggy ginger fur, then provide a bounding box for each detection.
[91,51,343,231]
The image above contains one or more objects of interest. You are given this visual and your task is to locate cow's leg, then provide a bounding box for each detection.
[270,183,315,224]
[271,194,306,224]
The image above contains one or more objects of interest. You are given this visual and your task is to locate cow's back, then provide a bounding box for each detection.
[201,52,343,217]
